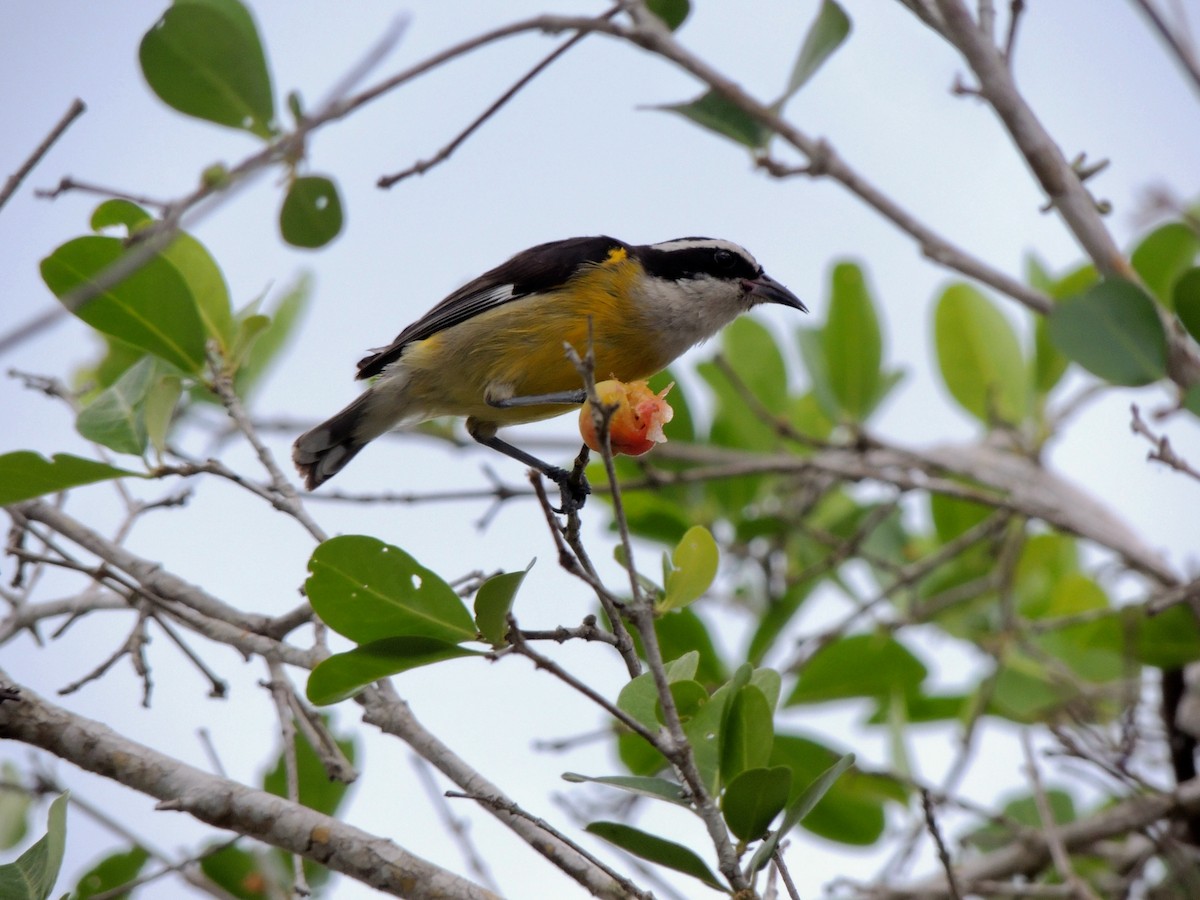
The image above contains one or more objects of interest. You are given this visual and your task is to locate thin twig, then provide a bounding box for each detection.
[922,788,964,900]
[410,756,501,894]
[379,3,623,187]
[0,98,86,212]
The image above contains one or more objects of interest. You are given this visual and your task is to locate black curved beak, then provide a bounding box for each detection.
[744,273,807,312]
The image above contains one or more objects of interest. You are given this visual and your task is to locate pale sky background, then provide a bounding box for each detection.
[2,2,1200,898]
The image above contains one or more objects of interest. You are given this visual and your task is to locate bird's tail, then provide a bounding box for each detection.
[293,392,376,490]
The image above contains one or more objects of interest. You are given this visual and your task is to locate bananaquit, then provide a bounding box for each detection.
[293,235,805,507]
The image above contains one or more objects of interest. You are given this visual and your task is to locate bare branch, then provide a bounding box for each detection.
[0,677,501,900]
[0,98,86,213]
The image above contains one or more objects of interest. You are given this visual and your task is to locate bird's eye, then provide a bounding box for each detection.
[713,249,736,270]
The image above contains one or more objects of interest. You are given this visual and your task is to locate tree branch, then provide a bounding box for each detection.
[0,676,500,900]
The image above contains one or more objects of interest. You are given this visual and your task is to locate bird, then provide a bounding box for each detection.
[293,235,806,509]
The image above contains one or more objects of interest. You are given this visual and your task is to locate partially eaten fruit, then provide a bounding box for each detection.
[579,379,674,457]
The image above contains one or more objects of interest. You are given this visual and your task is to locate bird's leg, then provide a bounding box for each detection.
[467,416,590,513]
[486,389,587,409]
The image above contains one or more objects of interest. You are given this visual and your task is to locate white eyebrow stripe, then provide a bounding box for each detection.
[647,237,760,270]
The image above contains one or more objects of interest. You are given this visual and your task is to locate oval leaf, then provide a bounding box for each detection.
[585,821,724,890]
[722,766,792,842]
[661,525,719,612]
[307,637,482,705]
[781,0,851,100]
[474,564,531,647]
[306,535,476,644]
[1131,222,1199,306]
[0,452,142,505]
[1048,278,1167,386]
[824,261,883,421]
[934,283,1027,424]
[562,773,687,806]
[40,236,207,374]
[787,633,926,705]
[748,753,854,872]
[139,0,275,137]
[75,356,158,456]
[654,91,771,149]
[280,175,344,249]
[646,0,689,30]
[1174,267,1200,343]
[720,685,774,783]
[0,792,68,900]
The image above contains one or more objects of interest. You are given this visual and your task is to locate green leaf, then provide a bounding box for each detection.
[0,792,67,900]
[660,526,719,612]
[143,375,183,459]
[1174,267,1200,342]
[1032,315,1069,395]
[722,766,792,842]
[75,357,158,456]
[474,564,531,647]
[769,734,901,845]
[198,843,278,900]
[0,765,29,850]
[657,680,709,723]
[965,788,1075,851]
[823,261,882,421]
[720,685,773,783]
[721,317,789,413]
[645,0,689,30]
[73,846,150,900]
[748,753,854,872]
[41,236,207,374]
[233,273,311,397]
[797,325,842,422]
[1134,605,1200,668]
[90,199,153,234]
[929,491,993,544]
[585,822,724,890]
[934,283,1028,424]
[307,637,483,705]
[0,452,142,505]
[653,90,772,149]
[139,0,275,137]
[279,176,344,249]
[653,608,728,686]
[779,0,851,101]
[1048,279,1167,386]
[1131,222,1199,306]
[562,773,687,806]
[787,633,926,705]
[305,535,477,644]
[161,232,235,351]
[262,718,356,817]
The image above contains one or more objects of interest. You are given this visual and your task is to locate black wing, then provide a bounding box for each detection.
[356,235,626,379]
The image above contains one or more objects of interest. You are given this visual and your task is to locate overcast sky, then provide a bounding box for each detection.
[3,2,1199,897]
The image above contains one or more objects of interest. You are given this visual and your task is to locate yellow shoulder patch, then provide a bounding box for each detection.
[605,246,629,265]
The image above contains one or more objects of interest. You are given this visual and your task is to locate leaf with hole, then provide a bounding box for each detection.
[305,535,477,644]
[139,0,275,137]
[280,175,344,248]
